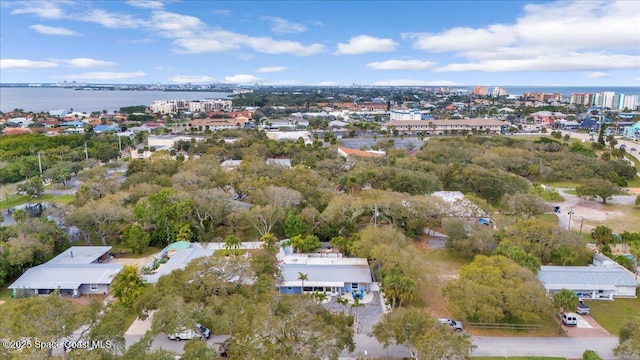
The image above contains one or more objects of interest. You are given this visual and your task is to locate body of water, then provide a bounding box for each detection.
[0,87,231,113]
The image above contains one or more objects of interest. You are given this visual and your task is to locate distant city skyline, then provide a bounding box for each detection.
[1,0,639,86]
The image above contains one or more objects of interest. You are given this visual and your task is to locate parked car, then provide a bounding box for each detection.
[576,300,590,315]
[562,312,578,326]
[630,147,637,152]
[438,318,464,331]
[169,323,210,341]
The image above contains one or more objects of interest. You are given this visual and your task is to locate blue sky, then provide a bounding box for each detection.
[1,0,639,86]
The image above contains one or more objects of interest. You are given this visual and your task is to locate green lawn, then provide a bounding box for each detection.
[587,297,640,336]
[0,193,75,211]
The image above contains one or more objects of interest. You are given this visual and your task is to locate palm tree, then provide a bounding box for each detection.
[312,291,328,304]
[223,234,242,251]
[351,297,364,320]
[297,272,308,294]
[336,296,349,314]
[553,289,578,334]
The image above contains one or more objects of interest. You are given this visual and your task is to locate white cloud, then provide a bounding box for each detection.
[367,59,436,70]
[171,75,214,83]
[149,11,203,38]
[336,35,397,55]
[29,24,81,36]
[61,58,117,68]
[0,59,58,69]
[317,81,338,86]
[63,71,146,80]
[82,9,146,29]
[585,71,611,79]
[212,9,231,16]
[126,0,166,9]
[156,66,176,71]
[373,79,460,86]
[142,11,325,56]
[435,52,640,72]
[119,38,153,44]
[256,66,287,73]
[262,16,307,34]
[224,74,262,84]
[9,1,69,19]
[407,0,640,73]
[403,25,515,53]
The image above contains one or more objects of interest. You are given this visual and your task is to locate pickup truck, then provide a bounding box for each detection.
[576,300,590,315]
[438,318,464,331]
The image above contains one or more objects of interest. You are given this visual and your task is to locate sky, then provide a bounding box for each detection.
[0,0,639,86]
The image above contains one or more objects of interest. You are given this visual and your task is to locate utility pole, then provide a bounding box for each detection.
[84,142,89,161]
[578,217,585,237]
[118,135,122,158]
[567,207,575,231]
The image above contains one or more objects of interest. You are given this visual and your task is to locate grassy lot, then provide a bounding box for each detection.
[0,284,14,301]
[412,241,560,337]
[0,193,75,211]
[587,296,640,336]
[582,203,640,234]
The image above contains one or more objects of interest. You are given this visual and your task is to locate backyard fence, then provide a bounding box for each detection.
[467,322,543,331]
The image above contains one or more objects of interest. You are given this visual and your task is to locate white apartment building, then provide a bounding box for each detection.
[188,99,232,113]
[594,92,616,109]
[150,99,231,114]
[570,93,595,106]
[620,95,639,111]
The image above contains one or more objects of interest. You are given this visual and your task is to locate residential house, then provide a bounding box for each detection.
[277,248,373,296]
[8,246,122,297]
[529,111,566,126]
[537,261,638,300]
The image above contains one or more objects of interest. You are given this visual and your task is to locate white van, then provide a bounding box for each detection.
[562,312,578,326]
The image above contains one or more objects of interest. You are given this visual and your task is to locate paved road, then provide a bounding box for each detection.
[471,336,618,359]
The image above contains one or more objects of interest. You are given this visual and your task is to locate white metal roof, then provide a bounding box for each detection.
[538,266,638,289]
[8,264,122,290]
[47,246,112,265]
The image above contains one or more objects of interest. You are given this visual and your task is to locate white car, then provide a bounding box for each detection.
[438,318,464,331]
[169,324,210,341]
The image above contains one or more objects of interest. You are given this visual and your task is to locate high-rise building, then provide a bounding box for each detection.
[570,93,595,106]
[621,95,639,111]
[594,91,616,109]
[492,87,507,97]
[473,86,488,96]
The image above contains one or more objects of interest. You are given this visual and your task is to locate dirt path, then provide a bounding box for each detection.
[550,188,637,233]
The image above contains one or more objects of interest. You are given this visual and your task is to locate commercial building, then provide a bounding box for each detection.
[390,109,422,121]
[385,118,507,135]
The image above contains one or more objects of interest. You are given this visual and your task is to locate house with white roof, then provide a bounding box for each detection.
[537,264,637,300]
[9,246,121,297]
[277,247,374,296]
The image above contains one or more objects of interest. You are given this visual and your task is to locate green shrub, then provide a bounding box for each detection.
[583,349,603,360]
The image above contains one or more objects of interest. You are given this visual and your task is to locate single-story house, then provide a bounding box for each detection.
[142,241,264,283]
[277,249,373,296]
[537,265,638,300]
[8,246,122,297]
